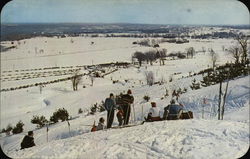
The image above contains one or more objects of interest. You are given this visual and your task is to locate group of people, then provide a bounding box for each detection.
[92,89,134,131]
[93,89,184,131]
[145,99,184,122]
[20,90,185,149]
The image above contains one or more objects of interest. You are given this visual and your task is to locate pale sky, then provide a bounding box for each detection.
[1,0,249,25]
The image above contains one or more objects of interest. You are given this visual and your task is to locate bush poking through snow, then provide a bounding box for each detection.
[89,101,106,115]
[165,89,169,97]
[31,115,48,128]
[78,108,83,114]
[90,103,98,115]
[190,79,201,90]
[50,113,58,123]
[98,101,106,112]
[12,121,24,134]
[1,124,13,135]
[143,95,150,102]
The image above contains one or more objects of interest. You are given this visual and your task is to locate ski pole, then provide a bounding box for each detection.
[107,107,113,128]
[141,105,144,121]
[133,103,136,123]
[67,120,71,136]
[124,105,129,125]
[46,124,49,143]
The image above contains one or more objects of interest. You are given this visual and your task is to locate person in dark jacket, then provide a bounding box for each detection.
[120,89,134,125]
[104,93,117,128]
[163,99,183,120]
[20,131,35,150]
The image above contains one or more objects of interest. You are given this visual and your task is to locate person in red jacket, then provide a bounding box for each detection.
[116,106,124,126]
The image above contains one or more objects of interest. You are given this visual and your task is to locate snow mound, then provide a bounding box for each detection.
[6,119,249,159]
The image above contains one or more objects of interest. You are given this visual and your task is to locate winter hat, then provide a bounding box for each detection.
[151,102,156,107]
[28,131,33,136]
[127,89,132,94]
[99,117,105,123]
[170,99,176,104]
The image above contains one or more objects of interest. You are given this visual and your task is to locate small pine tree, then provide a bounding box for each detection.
[1,128,6,134]
[78,108,83,114]
[90,103,98,115]
[169,76,173,82]
[31,115,48,128]
[183,87,187,93]
[50,108,69,123]
[165,89,169,97]
[56,108,69,121]
[12,121,24,134]
[143,95,150,102]
[6,124,13,132]
[50,113,59,123]
[190,79,201,90]
[98,101,106,112]
[177,88,182,94]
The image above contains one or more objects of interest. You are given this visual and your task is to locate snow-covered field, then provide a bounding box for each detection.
[0,34,249,159]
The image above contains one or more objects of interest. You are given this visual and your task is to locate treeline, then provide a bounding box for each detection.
[2,31,242,41]
[1,108,70,136]
[132,49,167,66]
[1,62,131,92]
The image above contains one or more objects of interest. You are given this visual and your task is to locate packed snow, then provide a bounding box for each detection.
[0,33,249,159]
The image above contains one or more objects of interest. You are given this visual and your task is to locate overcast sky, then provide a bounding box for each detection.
[1,0,249,25]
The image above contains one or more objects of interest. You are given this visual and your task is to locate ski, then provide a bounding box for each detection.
[110,121,144,129]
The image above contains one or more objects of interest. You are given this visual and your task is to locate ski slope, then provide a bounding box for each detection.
[0,35,249,159]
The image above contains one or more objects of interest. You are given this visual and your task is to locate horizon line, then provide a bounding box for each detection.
[1,22,249,27]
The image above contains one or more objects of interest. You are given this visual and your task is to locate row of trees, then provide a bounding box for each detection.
[132,49,167,66]
[31,108,70,128]
[1,121,25,135]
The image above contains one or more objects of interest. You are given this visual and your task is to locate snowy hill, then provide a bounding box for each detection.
[0,34,249,158]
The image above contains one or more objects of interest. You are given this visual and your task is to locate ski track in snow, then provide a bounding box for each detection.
[4,119,249,159]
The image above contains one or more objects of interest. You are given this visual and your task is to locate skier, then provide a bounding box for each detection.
[116,106,124,126]
[104,93,117,128]
[20,131,35,150]
[120,89,134,125]
[163,99,183,120]
[145,102,161,122]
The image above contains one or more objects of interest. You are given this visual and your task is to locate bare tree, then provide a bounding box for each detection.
[145,71,155,86]
[158,49,167,65]
[90,75,94,86]
[228,46,241,64]
[236,35,249,64]
[186,47,195,58]
[132,51,146,67]
[151,39,157,46]
[71,71,82,91]
[145,50,156,65]
[218,81,222,120]
[209,48,218,70]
